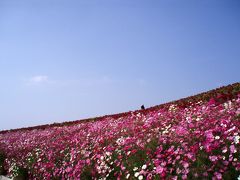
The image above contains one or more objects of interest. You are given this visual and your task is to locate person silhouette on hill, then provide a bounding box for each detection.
[141,105,145,110]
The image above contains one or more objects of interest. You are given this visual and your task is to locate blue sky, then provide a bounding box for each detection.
[0,0,240,130]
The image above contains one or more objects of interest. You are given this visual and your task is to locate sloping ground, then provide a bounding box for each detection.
[0,83,240,179]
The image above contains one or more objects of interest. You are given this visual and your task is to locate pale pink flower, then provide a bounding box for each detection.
[182,162,189,169]
[230,145,237,153]
[156,165,164,174]
[209,156,218,162]
[214,172,222,180]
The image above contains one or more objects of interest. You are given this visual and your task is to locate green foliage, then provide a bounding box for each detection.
[0,152,5,172]
[80,166,93,180]
[232,84,240,94]
[0,152,5,164]
[222,166,239,180]
[188,150,212,178]
[145,138,158,151]
[235,114,240,121]
[127,149,147,168]
[12,166,29,180]
[0,152,6,175]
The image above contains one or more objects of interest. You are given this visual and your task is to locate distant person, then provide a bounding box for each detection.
[141,105,145,110]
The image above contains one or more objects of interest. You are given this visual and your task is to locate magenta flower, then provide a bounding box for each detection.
[176,126,188,136]
[146,173,152,180]
[0,83,239,179]
[205,131,214,143]
[214,172,222,180]
[208,98,216,106]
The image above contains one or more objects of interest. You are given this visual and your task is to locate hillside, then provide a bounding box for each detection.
[0,83,240,179]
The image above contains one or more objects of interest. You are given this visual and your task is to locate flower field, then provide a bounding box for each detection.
[0,83,240,179]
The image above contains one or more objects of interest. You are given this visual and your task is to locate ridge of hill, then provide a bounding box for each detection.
[1,83,239,134]
[0,82,240,179]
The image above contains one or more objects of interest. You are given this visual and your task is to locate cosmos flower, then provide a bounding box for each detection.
[156,166,164,174]
[142,164,147,170]
[0,83,239,179]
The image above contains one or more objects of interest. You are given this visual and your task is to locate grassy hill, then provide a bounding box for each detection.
[0,83,240,179]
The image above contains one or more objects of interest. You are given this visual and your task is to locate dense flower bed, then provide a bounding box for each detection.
[0,83,240,179]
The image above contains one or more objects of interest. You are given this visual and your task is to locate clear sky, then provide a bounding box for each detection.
[0,0,240,130]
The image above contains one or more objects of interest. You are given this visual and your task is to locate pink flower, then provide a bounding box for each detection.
[65,166,72,173]
[208,98,216,106]
[223,160,229,166]
[205,131,214,142]
[146,173,152,180]
[230,145,237,154]
[203,172,208,176]
[156,165,164,174]
[182,174,187,180]
[176,126,188,136]
[214,172,222,180]
[182,162,189,169]
[236,108,240,115]
[86,159,90,165]
[209,156,218,162]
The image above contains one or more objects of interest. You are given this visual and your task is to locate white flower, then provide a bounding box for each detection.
[138,175,143,180]
[238,175,240,180]
[220,123,227,127]
[215,136,220,140]
[222,148,227,153]
[106,152,111,156]
[142,164,147,170]
[169,104,177,112]
[162,130,169,134]
[133,167,138,171]
[126,174,130,179]
[196,117,201,121]
[234,136,240,144]
[224,101,232,109]
[116,137,125,145]
[227,126,236,133]
[134,172,140,177]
